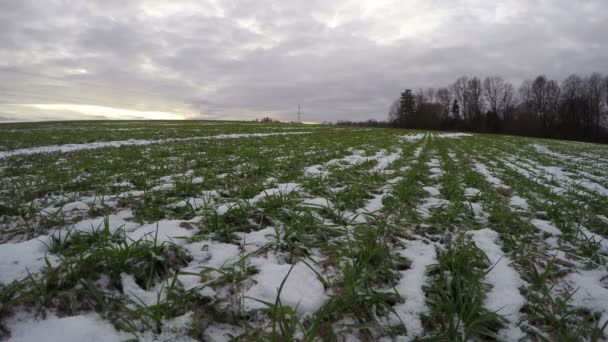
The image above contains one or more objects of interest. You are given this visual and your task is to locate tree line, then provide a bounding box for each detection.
[339,73,608,143]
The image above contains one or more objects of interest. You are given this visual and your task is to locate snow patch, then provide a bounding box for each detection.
[464,187,481,198]
[127,220,195,245]
[434,133,472,138]
[531,219,562,236]
[399,133,426,142]
[0,236,57,285]
[203,324,244,342]
[6,312,127,342]
[469,229,526,341]
[121,273,166,306]
[563,269,608,328]
[0,132,313,159]
[473,162,506,188]
[300,197,334,209]
[391,238,436,339]
[244,261,328,314]
[216,183,300,215]
[423,186,441,197]
[509,196,529,211]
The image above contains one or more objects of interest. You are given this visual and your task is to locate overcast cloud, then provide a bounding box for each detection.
[0,0,606,122]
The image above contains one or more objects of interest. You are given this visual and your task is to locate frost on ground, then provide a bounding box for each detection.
[1,123,608,341]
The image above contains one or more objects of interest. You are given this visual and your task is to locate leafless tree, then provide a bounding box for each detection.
[605,75,608,110]
[436,87,451,119]
[560,74,587,130]
[415,88,426,107]
[605,75,608,126]
[529,75,560,129]
[531,75,548,116]
[425,88,436,103]
[483,76,514,117]
[466,77,484,120]
[381,72,608,142]
[519,79,533,112]
[545,80,561,128]
[388,98,400,124]
[451,76,468,119]
[587,72,604,135]
[503,83,515,109]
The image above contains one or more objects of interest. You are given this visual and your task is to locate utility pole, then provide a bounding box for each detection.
[297,104,302,123]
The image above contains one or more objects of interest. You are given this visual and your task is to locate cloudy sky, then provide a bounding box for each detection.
[0,0,606,122]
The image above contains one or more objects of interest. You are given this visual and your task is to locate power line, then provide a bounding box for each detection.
[297,104,302,122]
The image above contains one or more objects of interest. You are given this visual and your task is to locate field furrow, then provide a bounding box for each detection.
[1,123,607,341]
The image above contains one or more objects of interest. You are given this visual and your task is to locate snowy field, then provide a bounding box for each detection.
[1,121,608,341]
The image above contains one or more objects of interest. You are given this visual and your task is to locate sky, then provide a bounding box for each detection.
[0,0,606,123]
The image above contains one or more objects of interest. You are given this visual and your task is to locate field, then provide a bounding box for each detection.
[1,121,608,341]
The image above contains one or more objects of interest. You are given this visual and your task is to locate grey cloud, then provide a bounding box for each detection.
[0,0,606,123]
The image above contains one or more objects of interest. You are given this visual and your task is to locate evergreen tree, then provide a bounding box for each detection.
[398,89,415,127]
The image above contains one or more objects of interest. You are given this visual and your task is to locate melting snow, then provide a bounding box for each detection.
[304,149,401,177]
[530,219,562,236]
[0,132,312,159]
[423,186,441,197]
[216,183,301,215]
[203,324,244,342]
[244,261,328,314]
[434,133,472,138]
[464,187,481,198]
[391,238,436,339]
[469,229,526,341]
[562,269,608,328]
[121,273,167,306]
[126,220,195,245]
[300,197,334,209]
[509,196,529,211]
[473,162,506,188]
[371,148,402,173]
[6,312,127,342]
[400,133,427,142]
[0,236,56,285]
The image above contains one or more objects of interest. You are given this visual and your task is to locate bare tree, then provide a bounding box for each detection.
[466,77,484,121]
[451,76,468,120]
[605,75,608,110]
[531,75,548,115]
[425,87,436,103]
[484,76,501,114]
[501,82,515,122]
[415,88,426,106]
[436,87,451,119]
[605,75,608,126]
[383,71,608,142]
[388,98,400,125]
[545,79,561,129]
[529,75,560,130]
[483,76,513,117]
[605,75,608,107]
[503,82,515,110]
[587,72,604,136]
[560,74,587,132]
[519,79,533,112]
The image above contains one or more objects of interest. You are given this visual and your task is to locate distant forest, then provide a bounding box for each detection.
[337,73,608,143]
